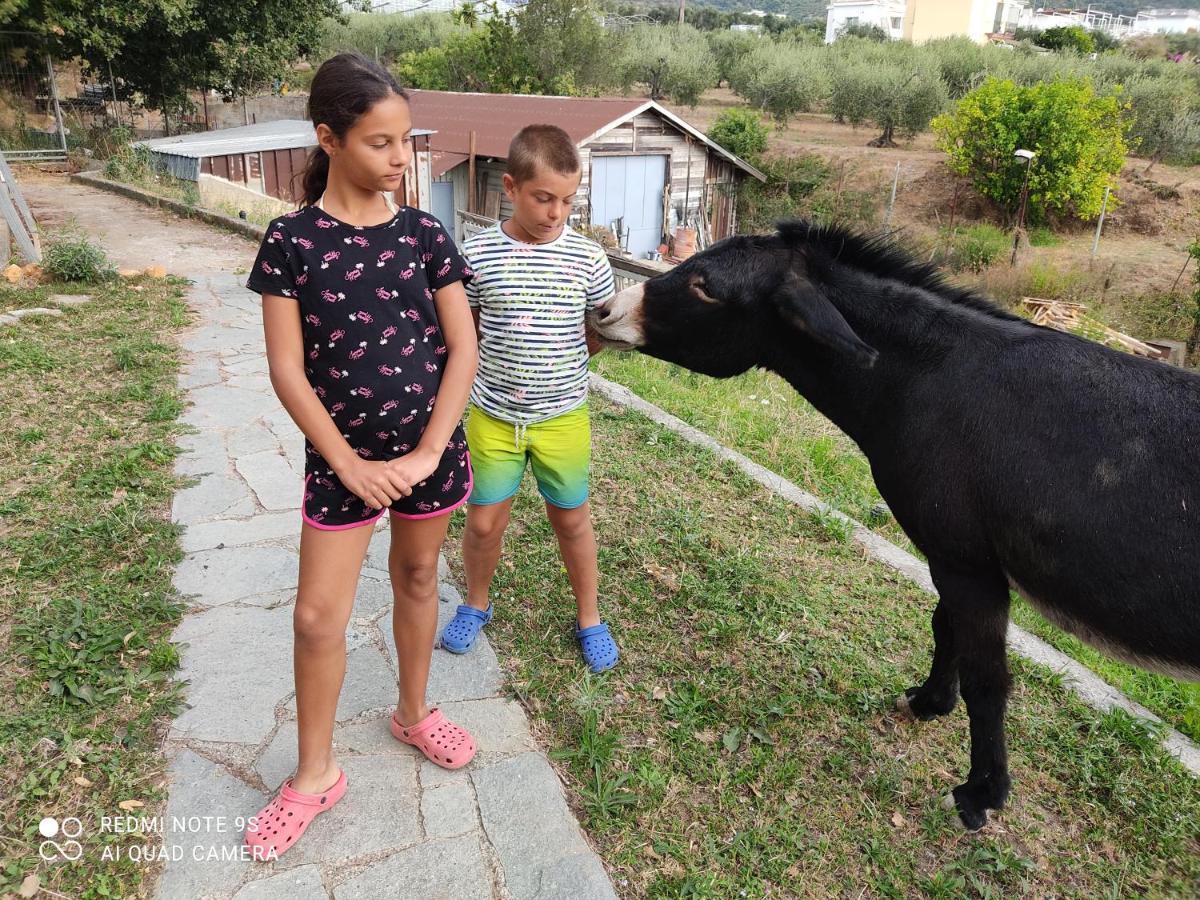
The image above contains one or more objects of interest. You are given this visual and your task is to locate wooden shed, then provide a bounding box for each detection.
[137,119,436,210]
[405,91,766,257]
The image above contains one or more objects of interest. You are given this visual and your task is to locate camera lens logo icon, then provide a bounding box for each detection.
[38,816,84,861]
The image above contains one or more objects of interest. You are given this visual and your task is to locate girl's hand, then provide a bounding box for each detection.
[387,447,440,491]
[335,458,413,510]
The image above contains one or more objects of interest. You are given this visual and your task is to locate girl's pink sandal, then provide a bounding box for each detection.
[244,769,348,859]
[391,708,476,769]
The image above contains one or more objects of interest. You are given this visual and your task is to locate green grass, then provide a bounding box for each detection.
[451,397,1200,896]
[1027,227,1062,248]
[591,353,1200,746]
[0,277,190,897]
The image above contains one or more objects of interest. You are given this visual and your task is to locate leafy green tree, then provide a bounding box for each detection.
[515,0,613,95]
[933,77,1129,223]
[707,107,768,161]
[1125,75,1200,171]
[617,24,716,105]
[1,0,336,121]
[319,11,464,65]
[707,29,762,87]
[728,40,828,123]
[827,48,947,147]
[398,11,538,93]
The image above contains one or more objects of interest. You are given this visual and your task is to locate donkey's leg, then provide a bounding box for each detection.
[897,596,959,720]
[932,565,1012,831]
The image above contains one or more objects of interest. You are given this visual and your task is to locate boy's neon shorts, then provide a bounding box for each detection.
[466,403,590,509]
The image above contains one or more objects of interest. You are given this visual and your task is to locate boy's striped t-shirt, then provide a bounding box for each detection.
[463,223,615,424]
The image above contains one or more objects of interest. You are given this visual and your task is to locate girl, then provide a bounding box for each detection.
[242,53,478,859]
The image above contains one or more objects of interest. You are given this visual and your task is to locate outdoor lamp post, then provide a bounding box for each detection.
[1011,148,1036,265]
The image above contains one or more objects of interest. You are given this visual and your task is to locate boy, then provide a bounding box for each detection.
[441,124,619,673]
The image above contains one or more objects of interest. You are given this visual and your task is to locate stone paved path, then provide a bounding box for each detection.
[23,175,617,900]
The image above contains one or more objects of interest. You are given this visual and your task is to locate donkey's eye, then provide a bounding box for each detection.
[689,277,719,305]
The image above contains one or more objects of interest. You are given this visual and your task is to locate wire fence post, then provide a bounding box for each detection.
[884,161,901,227]
[45,53,67,154]
[1090,185,1111,260]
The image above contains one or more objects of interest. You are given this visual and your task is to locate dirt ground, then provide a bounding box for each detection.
[18,168,256,275]
[668,88,1200,296]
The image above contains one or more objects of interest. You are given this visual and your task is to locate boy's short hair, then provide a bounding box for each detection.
[507,125,580,183]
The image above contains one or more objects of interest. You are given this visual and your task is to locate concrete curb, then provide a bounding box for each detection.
[70,171,265,242]
[591,372,1200,778]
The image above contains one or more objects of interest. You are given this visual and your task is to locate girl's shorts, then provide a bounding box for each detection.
[466,403,590,509]
[302,432,472,530]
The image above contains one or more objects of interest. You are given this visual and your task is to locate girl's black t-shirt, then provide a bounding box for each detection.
[246,203,474,484]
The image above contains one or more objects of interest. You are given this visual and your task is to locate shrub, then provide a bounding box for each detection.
[737,153,878,233]
[707,108,768,162]
[1035,25,1095,55]
[43,235,116,283]
[933,77,1129,223]
[937,224,1010,272]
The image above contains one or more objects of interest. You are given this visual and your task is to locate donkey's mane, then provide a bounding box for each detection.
[776,220,1024,323]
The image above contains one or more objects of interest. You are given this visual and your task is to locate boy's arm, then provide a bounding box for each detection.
[472,307,481,342]
[585,245,617,357]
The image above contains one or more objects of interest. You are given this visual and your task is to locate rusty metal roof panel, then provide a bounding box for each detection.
[409,90,764,181]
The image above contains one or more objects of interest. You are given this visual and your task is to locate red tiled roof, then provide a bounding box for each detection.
[407,90,649,177]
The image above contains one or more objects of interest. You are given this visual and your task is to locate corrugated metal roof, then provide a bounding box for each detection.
[137,119,434,159]
[408,90,764,181]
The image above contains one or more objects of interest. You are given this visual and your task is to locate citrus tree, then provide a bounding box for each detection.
[934,77,1129,223]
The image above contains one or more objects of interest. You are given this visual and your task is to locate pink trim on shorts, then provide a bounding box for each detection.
[390,455,474,520]
[300,474,386,532]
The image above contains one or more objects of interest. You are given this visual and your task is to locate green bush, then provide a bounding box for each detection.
[933,77,1129,224]
[1028,226,1060,247]
[43,235,116,283]
[1035,25,1095,54]
[707,108,769,162]
[737,153,878,233]
[938,224,1010,272]
[102,143,158,184]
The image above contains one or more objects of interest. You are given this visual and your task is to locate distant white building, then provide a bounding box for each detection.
[348,0,518,15]
[824,0,906,42]
[1017,5,1200,38]
[1129,7,1200,34]
[1019,5,1139,37]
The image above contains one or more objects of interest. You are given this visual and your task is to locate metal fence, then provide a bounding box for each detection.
[0,32,134,162]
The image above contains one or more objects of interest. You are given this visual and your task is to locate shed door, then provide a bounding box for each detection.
[590,155,667,259]
[431,181,455,230]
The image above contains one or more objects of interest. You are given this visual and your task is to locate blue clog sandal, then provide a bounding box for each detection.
[576,622,619,673]
[440,604,493,653]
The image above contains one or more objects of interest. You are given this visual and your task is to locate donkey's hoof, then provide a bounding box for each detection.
[897,686,957,721]
[943,791,991,832]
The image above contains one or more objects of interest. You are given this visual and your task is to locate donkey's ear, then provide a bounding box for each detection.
[773,280,878,368]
